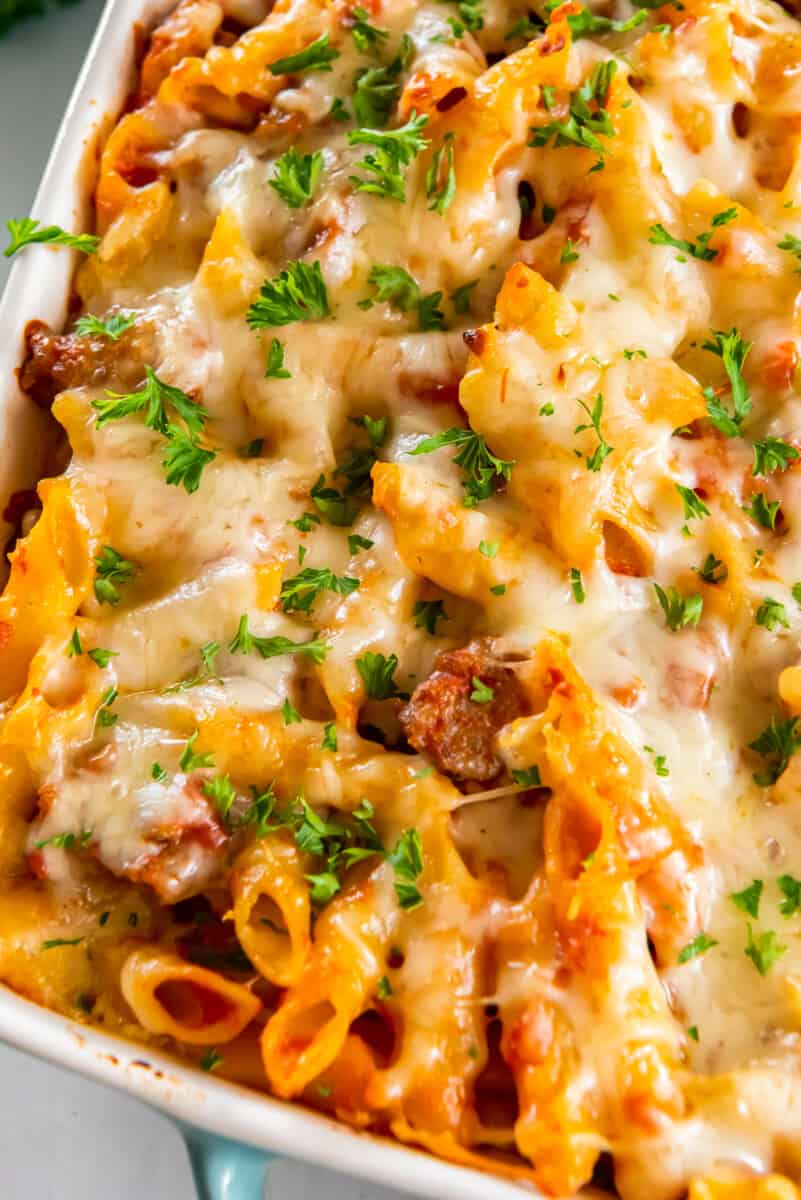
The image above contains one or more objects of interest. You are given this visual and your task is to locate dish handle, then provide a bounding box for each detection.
[180,1123,276,1200]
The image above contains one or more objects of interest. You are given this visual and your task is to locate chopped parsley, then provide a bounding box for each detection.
[264,338,291,380]
[163,641,220,693]
[413,599,447,634]
[777,233,801,271]
[752,437,799,477]
[352,43,408,128]
[574,393,613,471]
[94,549,134,609]
[730,879,763,919]
[687,1025,699,1041]
[199,1048,224,1072]
[450,280,478,314]
[696,553,727,584]
[348,533,374,553]
[744,492,781,531]
[179,730,215,772]
[96,686,118,728]
[151,763,168,783]
[570,567,585,603]
[93,366,208,435]
[356,651,409,699]
[67,628,82,657]
[470,676,494,704]
[756,597,789,632]
[35,830,92,850]
[377,974,393,999]
[778,874,801,917]
[279,566,359,613]
[387,827,424,909]
[426,133,456,215]
[563,4,646,36]
[366,264,444,331]
[228,614,328,663]
[203,774,236,822]
[269,149,324,208]
[41,937,84,950]
[321,722,338,751]
[676,484,709,522]
[268,33,340,75]
[74,312,134,340]
[529,60,617,166]
[749,715,801,785]
[282,698,302,725]
[648,208,735,262]
[350,6,389,53]
[479,539,498,558]
[702,328,752,437]
[560,238,580,264]
[4,217,99,258]
[247,261,330,328]
[654,583,703,631]
[348,112,429,202]
[511,765,542,787]
[88,647,118,669]
[410,425,514,507]
[162,425,216,493]
[745,925,787,976]
[676,932,718,964]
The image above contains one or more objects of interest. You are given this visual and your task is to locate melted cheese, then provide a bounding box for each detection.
[6,0,801,1194]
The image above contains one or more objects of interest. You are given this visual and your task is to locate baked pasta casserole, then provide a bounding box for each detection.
[6,0,801,1193]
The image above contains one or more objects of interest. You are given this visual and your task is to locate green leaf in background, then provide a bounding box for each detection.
[0,0,82,39]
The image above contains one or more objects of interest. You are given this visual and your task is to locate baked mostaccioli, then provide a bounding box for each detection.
[5,0,801,1194]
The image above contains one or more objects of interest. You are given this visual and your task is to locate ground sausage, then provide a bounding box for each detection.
[19,318,149,409]
[399,640,527,781]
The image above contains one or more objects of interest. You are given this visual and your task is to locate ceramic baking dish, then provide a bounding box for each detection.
[0,3,540,1196]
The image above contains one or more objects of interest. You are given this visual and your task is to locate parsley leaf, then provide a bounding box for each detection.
[511,766,542,787]
[450,280,478,315]
[321,722,338,751]
[282,698,302,725]
[269,149,324,208]
[179,730,214,772]
[161,424,216,493]
[529,61,617,164]
[4,217,99,258]
[696,553,727,585]
[676,484,709,522]
[356,651,409,699]
[648,218,727,262]
[268,33,340,75]
[348,533,374,553]
[756,597,790,632]
[41,937,84,950]
[264,338,291,380]
[744,492,781,531]
[470,676,494,704]
[730,879,763,918]
[74,312,134,340]
[677,932,718,963]
[348,112,429,202]
[199,1048,224,1072]
[574,393,613,471]
[654,583,703,631]
[570,567,585,603]
[426,132,456,215]
[387,828,424,909]
[413,598,447,633]
[279,566,359,613]
[778,233,801,271]
[67,628,82,657]
[753,437,799,477]
[750,715,801,785]
[247,261,330,328]
[778,874,801,917]
[410,425,514,507]
[353,57,405,128]
[563,4,646,36]
[350,6,389,54]
[745,924,787,976]
[93,366,208,435]
[228,614,329,663]
[203,774,237,822]
[702,328,752,437]
[88,647,118,669]
[94,545,138,606]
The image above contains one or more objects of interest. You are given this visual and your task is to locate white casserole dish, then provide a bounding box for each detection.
[0,3,541,1196]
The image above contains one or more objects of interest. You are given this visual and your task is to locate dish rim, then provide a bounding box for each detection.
[0,2,538,1195]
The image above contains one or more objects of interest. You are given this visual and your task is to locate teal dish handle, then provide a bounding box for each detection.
[181,1124,276,1200]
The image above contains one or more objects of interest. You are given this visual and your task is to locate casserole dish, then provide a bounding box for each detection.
[7,0,801,1197]
[0,4,538,1196]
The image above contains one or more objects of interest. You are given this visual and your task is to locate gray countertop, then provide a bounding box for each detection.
[0,6,409,1197]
